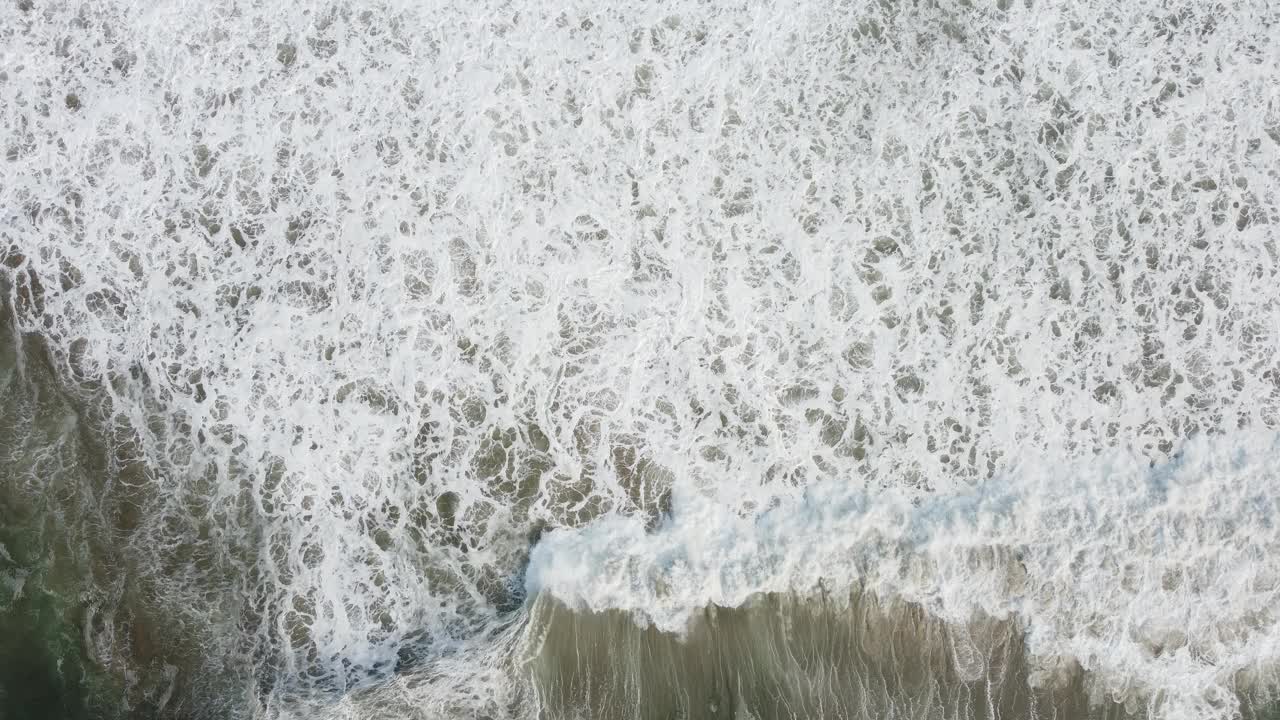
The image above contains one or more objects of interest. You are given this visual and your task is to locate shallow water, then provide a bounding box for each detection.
[3,0,1280,718]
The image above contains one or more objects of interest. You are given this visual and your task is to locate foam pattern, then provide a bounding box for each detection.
[2,0,1280,717]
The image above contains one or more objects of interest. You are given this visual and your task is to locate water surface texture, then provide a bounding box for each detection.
[3,1,1280,718]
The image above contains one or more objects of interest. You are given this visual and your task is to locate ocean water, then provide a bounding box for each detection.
[2,1,1280,718]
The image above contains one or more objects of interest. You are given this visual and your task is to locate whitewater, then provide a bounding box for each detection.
[3,1,1280,718]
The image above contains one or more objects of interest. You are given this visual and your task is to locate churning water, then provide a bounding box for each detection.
[3,1,1280,718]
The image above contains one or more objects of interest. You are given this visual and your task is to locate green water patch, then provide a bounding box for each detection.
[0,320,92,717]
[1,278,317,719]
[0,292,127,719]
[0,531,101,720]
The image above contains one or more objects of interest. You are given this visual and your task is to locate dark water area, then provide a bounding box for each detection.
[0,568,93,720]
[0,292,101,720]
[0,290,165,720]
